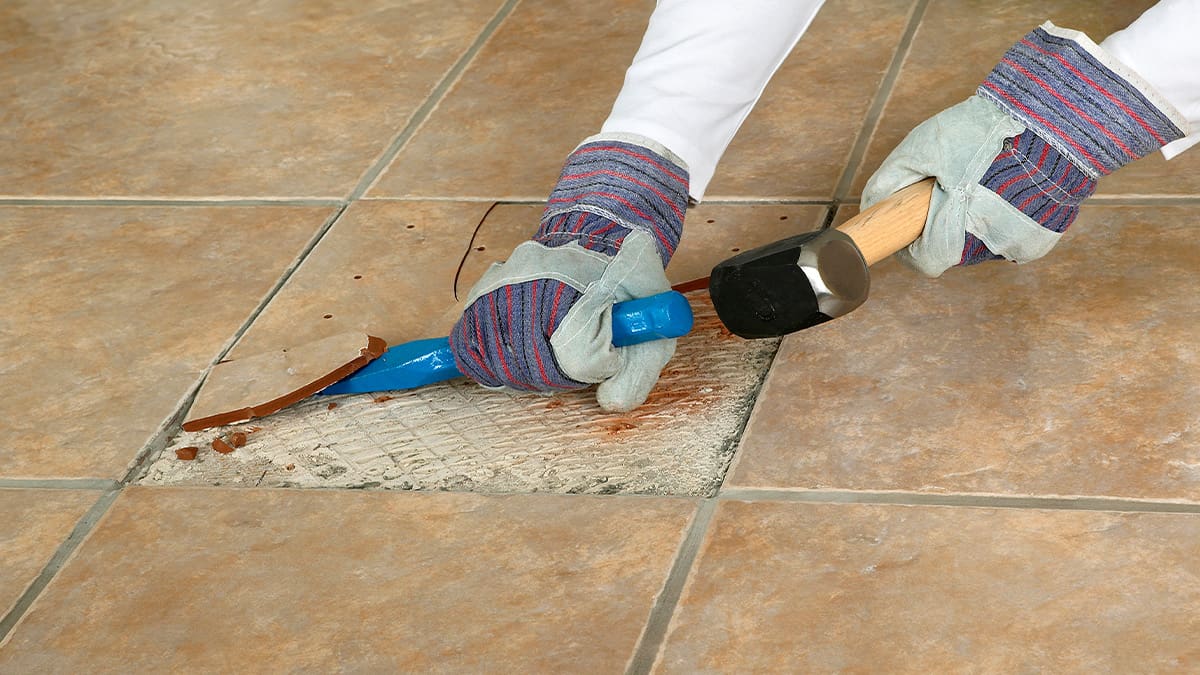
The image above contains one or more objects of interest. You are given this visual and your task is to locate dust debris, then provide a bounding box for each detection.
[373,395,393,403]
[606,421,638,434]
[327,402,338,410]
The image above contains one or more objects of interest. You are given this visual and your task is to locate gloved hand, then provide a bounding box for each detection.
[864,22,1188,277]
[449,134,690,412]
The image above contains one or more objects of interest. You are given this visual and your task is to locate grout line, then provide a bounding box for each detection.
[347,0,522,201]
[622,338,788,672]
[830,0,931,203]
[118,383,209,486]
[703,341,785,499]
[0,488,121,645]
[0,198,343,207]
[819,202,839,230]
[0,479,119,491]
[626,498,718,675]
[719,488,1200,514]
[119,203,350,485]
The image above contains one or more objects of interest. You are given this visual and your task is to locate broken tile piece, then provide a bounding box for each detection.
[175,447,199,461]
[182,333,386,432]
[211,438,235,455]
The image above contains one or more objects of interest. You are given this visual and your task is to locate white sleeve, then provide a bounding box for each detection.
[1100,0,1200,159]
[600,0,827,200]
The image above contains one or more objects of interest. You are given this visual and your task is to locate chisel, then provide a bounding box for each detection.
[319,290,694,394]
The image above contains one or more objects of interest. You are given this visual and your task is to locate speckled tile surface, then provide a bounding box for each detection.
[370,0,919,201]
[0,206,330,480]
[366,0,650,201]
[703,0,918,200]
[730,205,1200,500]
[0,490,98,619]
[219,200,490,361]
[0,0,504,198]
[656,501,1200,672]
[0,487,696,672]
[6,0,1200,669]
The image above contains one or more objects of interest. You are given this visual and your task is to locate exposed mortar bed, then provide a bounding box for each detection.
[139,296,779,496]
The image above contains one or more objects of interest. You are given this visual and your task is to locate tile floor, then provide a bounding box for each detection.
[3,0,1200,670]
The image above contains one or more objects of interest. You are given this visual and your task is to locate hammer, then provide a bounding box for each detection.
[709,178,934,339]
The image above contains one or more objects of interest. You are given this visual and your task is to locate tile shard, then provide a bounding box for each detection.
[182,333,386,432]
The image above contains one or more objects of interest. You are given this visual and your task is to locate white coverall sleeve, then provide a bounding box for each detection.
[600,0,827,201]
[1100,0,1200,159]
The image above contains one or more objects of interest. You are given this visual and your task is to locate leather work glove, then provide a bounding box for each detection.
[449,134,689,412]
[864,22,1189,277]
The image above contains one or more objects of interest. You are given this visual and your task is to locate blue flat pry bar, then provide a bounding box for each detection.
[319,290,693,395]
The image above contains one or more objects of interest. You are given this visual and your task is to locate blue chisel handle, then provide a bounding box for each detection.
[319,290,694,395]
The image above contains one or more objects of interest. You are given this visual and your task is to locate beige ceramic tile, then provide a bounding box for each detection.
[456,203,829,298]
[730,205,1200,499]
[657,501,1200,672]
[0,0,504,198]
[850,0,1200,199]
[704,0,918,200]
[224,200,491,360]
[371,0,918,201]
[368,0,650,201]
[1100,148,1200,198]
[0,489,98,619]
[0,487,696,671]
[0,206,331,479]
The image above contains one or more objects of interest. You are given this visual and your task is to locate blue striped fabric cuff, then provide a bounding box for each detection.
[979,130,1096,234]
[539,139,689,265]
[979,22,1187,177]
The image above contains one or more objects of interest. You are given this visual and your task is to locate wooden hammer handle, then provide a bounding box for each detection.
[836,178,934,266]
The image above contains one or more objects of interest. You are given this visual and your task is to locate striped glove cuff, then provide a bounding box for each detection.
[979,22,1187,178]
[536,137,690,266]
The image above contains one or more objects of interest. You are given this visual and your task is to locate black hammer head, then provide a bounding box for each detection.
[708,228,870,339]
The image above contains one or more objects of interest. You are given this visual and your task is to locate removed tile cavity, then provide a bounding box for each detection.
[142,294,780,496]
[182,332,386,432]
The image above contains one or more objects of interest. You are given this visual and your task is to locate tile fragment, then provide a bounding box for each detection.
[183,333,386,432]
